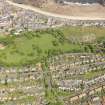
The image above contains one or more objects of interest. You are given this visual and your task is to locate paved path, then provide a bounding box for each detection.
[6,0,105,21]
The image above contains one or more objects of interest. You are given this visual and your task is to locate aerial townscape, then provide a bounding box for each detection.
[0,0,105,105]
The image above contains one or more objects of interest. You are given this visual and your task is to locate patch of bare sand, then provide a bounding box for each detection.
[42,2,105,18]
[0,44,6,50]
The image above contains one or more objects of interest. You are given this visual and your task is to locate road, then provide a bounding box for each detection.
[6,0,105,21]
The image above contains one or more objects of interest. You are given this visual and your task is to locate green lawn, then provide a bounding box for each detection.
[0,26,105,67]
[0,29,83,67]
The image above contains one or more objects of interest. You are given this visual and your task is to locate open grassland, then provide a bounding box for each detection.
[0,26,105,67]
[0,30,82,67]
[59,26,105,38]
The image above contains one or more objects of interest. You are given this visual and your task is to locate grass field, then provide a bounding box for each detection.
[59,26,105,41]
[0,26,105,67]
